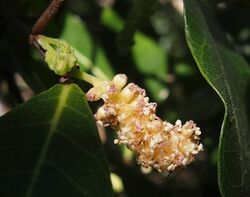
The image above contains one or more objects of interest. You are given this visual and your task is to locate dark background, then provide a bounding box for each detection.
[1,0,250,196]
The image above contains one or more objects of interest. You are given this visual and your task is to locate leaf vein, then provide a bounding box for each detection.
[25,85,72,197]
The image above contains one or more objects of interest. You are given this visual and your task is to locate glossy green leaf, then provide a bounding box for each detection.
[0,83,113,197]
[184,1,250,196]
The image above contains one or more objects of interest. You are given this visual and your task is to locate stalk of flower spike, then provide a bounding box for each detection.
[70,70,203,172]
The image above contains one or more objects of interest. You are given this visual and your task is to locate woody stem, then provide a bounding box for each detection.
[29,0,65,55]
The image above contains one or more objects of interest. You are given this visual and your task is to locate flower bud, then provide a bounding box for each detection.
[37,35,77,75]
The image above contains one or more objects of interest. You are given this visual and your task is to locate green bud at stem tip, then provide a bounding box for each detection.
[36,35,77,76]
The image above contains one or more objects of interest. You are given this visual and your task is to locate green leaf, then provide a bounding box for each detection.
[100,7,124,33]
[132,32,167,79]
[184,1,250,196]
[174,63,196,77]
[60,13,93,59]
[132,32,168,102]
[144,77,168,103]
[116,0,159,54]
[0,84,113,197]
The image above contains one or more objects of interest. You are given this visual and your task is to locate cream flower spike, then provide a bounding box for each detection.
[37,35,202,172]
[85,73,203,172]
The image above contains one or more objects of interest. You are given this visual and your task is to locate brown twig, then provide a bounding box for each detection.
[31,0,65,35]
[29,34,45,56]
[29,0,65,54]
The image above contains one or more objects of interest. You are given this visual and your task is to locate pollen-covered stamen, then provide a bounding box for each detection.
[95,104,117,126]
[87,73,203,172]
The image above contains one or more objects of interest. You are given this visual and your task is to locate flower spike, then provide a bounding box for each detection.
[85,73,203,172]
[36,35,203,172]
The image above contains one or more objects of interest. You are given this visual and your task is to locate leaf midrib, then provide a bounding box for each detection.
[25,85,72,197]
